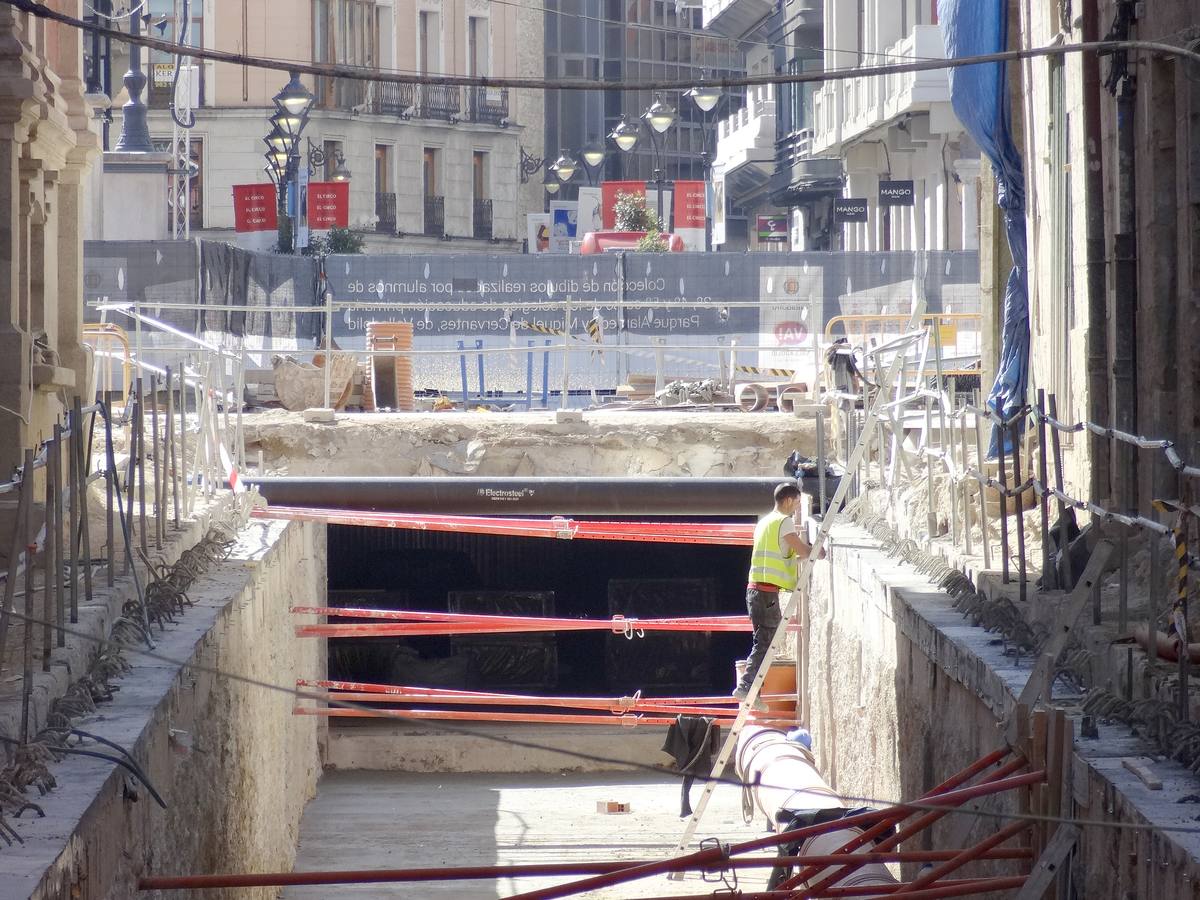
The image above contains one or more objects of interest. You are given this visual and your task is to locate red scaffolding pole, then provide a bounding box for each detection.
[136,850,1031,891]
[254,505,755,545]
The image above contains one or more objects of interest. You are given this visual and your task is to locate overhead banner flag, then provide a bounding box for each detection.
[600,180,647,229]
[308,181,350,229]
[232,184,278,232]
[232,183,278,251]
[672,180,706,250]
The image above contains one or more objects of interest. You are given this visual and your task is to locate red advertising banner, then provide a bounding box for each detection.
[600,180,647,229]
[232,184,277,233]
[672,180,707,230]
[308,181,350,230]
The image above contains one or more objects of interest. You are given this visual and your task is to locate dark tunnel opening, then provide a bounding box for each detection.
[325,523,754,698]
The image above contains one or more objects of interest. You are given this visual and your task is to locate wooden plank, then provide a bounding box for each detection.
[1013,825,1080,900]
[1014,540,1115,711]
[1120,757,1163,790]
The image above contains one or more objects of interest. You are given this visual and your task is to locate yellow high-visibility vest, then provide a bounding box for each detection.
[748,510,797,590]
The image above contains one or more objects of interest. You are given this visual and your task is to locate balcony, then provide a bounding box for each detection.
[702,0,773,41]
[424,195,445,237]
[713,84,776,204]
[415,84,461,121]
[810,24,950,155]
[372,82,416,118]
[376,193,397,234]
[473,199,493,240]
[465,87,508,125]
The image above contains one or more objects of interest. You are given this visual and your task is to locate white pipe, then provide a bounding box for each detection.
[736,726,897,892]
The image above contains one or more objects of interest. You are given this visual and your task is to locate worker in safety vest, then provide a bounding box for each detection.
[733,482,822,710]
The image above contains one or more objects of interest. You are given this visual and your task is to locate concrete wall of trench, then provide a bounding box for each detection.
[806,524,1200,897]
[3,519,326,900]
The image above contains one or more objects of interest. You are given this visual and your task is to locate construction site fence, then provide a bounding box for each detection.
[83,241,981,398]
[0,359,248,750]
[826,316,1200,735]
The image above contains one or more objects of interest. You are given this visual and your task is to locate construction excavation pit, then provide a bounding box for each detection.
[4,397,1200,900]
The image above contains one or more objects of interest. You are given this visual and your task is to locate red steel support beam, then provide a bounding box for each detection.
[137,852,1030,891]
[808,876,1028,899]
[779,748,1017,890]
[504,771,1044,900]
[888,819,1031,895]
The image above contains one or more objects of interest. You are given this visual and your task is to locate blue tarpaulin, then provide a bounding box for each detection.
[938,0,1028,454]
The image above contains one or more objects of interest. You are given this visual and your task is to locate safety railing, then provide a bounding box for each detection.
[824,313,982,379]
[0,360,249,755]
[84,322,133,411]
[826,315,1200,742]
[90,295,859,414]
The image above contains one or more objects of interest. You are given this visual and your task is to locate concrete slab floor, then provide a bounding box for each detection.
[285,770,771,899]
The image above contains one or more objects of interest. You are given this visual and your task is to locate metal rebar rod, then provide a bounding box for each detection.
[77,400,94,610]
[149,374,163,550]
[235,351,246,468]
[105,404,115,585]
[1048,394,1073,588]
[1149,476,1161,684]
[68,403,80,625]
[166,366,180,530]
[816,408,827,512]
[181,359,192,517]
[0,454,33,675]
[973,412,992,569]
[124,387,137,573]
[924,395,936,542]
[1009,419,1027,603]
[997,416,1011,584]
[1035,391,1054,589]
[1118,527,1129,634]
[44,429,58,664]
[21,447,35,741]
[1181,516,1192,722]
[958,410,972,556]
[137,382,148,559]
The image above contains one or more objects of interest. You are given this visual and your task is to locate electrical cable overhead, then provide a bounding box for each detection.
[7,0,1200,94]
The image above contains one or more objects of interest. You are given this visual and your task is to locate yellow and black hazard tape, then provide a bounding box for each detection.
[516,321,565,337]
[1153,499,1191,604]
[586,318,603,343]
[735,364,795,377]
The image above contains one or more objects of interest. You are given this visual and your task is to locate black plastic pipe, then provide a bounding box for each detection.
[244,476,832,517]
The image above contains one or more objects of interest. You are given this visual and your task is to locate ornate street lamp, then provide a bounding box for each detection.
[609,117,640,153]
[641,94,676,225]
[273,71,315,119]
[688,75,727,251]
[329,153,352,182]
[551,149,578,183]
[580,140,606,186]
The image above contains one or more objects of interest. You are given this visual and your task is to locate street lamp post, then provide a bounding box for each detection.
[580,141,606,187]
[113,6,153,151]
[686,77,725,252]
[641,94,677,227]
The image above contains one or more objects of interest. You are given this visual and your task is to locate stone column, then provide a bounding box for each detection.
[954,158,981,251]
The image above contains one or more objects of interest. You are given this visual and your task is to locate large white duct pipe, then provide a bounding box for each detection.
[737,726,898,892]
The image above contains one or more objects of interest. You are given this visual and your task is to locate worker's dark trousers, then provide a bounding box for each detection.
[736,587,783,694]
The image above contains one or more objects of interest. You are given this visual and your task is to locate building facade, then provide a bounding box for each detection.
[0,1,101,479]
[542,0,742,203]
[1002,0,1200,516]
[710,0,981,254]
[97,0,535,250]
